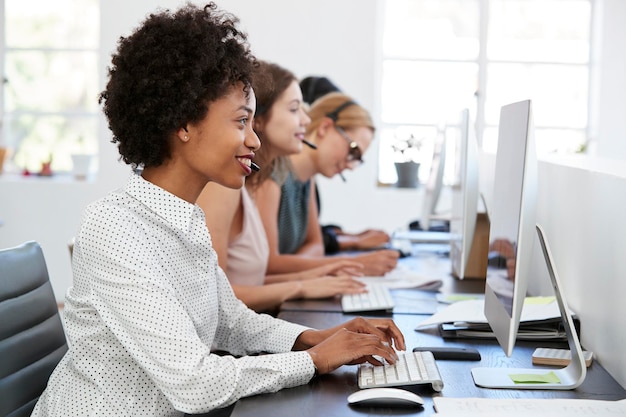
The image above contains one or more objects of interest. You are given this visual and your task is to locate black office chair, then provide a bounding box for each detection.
[0,241,68,417]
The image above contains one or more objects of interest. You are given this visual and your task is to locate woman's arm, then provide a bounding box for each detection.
[253,179,400,276]
[265,259,363,284]
[231,282,300,312]
[253,179,341,274]
[231,275,365,313]
[336,229,391,251]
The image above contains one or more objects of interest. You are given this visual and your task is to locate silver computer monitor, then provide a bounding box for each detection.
[484,99,538,357]
[471,100,586,390]
[420,127,447,231]
[450,109,479,280]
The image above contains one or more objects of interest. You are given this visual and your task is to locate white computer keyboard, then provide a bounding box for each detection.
[358,350,444,392]
[341,284,395,313]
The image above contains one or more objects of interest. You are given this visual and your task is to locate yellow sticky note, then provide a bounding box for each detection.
[524,296,556,305]
[443,294,482,303]
[509,371,561,384]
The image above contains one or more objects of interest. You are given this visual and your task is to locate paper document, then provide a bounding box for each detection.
[436,293,484,304]
[393,230,451,244]
[415,297,566,329]
[359,264,442,291]
[433,397,626,415]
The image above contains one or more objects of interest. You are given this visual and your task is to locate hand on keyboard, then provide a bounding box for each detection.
[304,317,406,374]
[358,351,444,392]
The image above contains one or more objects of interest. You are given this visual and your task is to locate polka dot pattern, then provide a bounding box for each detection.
[32,173,315,417]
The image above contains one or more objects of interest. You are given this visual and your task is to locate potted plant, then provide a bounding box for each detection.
[391,133,424,188]
[71,135,96,180]
[0,118,5,174]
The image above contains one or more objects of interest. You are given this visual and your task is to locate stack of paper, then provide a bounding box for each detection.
[359,263,443,291]
[415,297,577,341]
[433,397,626,416]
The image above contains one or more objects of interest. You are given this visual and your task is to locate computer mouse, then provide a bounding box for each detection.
[347,387,424,408]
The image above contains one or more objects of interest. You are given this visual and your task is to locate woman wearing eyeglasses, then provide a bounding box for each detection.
[32,8,405,415]
[197,62,366,313]
[253,92,400,276]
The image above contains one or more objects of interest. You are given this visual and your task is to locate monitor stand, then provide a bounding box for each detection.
[471,224,587,389]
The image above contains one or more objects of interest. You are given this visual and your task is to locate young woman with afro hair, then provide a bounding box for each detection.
[32,4,405,416]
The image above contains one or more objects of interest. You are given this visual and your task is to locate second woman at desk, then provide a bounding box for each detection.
[300,77,392,255]
[197,61,366,313]
[32,6,406,415]
[251,92,400,276]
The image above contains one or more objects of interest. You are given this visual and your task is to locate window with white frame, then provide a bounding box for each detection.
[0,0,99,176]
[378,0,592,186]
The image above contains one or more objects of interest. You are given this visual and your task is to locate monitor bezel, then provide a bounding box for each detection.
[450,109,480,280]
[420,128,447,231]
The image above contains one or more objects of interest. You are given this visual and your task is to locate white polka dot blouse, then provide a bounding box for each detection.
[32,173,316,417]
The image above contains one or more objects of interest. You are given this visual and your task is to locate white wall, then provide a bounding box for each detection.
[221,0,427,234]
[531,157,626,389]
[0,0,625,387]
[0,0,424,301]
[593,0,626,158]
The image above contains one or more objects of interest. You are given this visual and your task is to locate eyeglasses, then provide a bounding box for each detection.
[335,126,363,164]
[325,100,364,164]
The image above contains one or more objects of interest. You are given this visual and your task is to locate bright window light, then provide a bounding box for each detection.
[378,0,592,185]
[1,0,100,175]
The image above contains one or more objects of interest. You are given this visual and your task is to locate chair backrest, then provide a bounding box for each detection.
[0,241,68,417]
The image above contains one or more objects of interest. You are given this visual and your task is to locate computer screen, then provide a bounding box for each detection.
[484,99,538,356]
[420,127,447,231]
[449,109,480,280]
[472,100,586,389]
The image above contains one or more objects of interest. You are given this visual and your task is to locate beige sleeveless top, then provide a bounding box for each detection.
[225,187,269,286]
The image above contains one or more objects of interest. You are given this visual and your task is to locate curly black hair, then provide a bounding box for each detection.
[99,2,257,168]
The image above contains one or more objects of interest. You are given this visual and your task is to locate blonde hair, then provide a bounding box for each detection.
[305,92,375,137]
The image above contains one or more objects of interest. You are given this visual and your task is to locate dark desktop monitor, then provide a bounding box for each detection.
[471,99,586,390]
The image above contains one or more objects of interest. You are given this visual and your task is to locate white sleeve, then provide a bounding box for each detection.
[211,264,312,355]
[82,204,316,414]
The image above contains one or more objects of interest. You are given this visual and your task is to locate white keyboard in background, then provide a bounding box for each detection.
[358,350,444,392]
[341,284,395,313]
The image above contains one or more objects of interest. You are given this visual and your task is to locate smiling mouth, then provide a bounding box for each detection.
[236,157,251,168]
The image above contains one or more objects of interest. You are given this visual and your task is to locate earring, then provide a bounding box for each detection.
[184,135,189,141]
